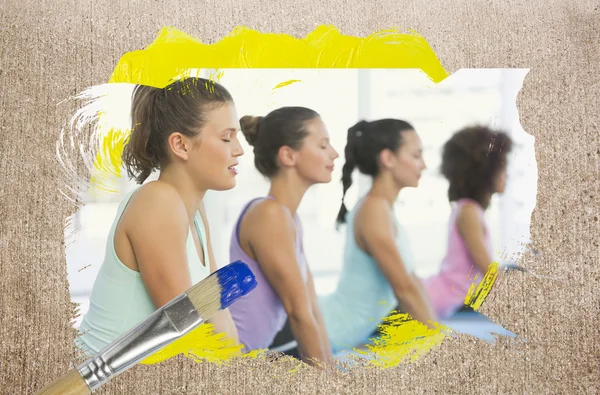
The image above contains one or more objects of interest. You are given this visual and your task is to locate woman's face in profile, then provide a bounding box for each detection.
[188,101,245,191]
[493,164,508,194]
[294,117,340,184]
[391,130,427,188]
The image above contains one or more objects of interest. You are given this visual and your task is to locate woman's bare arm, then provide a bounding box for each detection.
[357,197,439,327]
[199,202,240,345]
[121,184,240,349]
[123,182,194,308]
[245,200,329,365]
[456,202,494,275]
[410,273,438,321]
[306,270,333,361]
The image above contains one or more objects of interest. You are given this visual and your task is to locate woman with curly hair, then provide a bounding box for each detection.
[422,125,513,319]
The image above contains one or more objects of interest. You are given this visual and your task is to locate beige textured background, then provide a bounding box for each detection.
[1,0,599,393]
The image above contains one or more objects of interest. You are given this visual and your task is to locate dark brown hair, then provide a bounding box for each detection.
[336,119,415,226]
[122,77,233,184]
[441,125,513,209]
[239,106,320,177]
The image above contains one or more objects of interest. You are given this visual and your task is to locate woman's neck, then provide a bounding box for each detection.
[481,193,492,210]
[368,172,403,207]
[268,172,310,217]
[158,166,206,222]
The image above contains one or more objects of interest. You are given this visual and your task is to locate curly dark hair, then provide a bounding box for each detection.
[441,125,513,208]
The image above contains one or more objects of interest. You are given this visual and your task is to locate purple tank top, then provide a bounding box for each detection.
[228,197,309,352]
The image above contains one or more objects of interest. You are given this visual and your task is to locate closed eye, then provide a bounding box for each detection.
[221,127,238,143]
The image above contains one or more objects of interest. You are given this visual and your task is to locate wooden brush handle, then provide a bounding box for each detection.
[36,369,91,395]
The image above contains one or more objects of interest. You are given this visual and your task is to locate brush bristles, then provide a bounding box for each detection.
[186,274,223,319]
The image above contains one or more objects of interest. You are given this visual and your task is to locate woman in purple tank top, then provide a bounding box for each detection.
[228,106,339,366]
[422,125,513,319]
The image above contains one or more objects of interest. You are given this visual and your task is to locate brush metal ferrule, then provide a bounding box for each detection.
[76,293,203,391]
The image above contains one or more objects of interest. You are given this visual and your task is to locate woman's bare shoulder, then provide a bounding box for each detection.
[247,199,293,223]
[356,195,393,224]
[123,181,188,230]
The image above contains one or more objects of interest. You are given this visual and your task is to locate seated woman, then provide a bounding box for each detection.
[227,107,338,365]
[76,77,242,355]
[421,125,513,319]
[318,119,438,354]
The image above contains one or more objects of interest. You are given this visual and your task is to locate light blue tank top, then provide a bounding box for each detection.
[75,186,211,355]
[318,198,414,353]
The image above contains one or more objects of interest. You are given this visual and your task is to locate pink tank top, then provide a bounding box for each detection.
[424,198,493,318]
[228,197,309,352]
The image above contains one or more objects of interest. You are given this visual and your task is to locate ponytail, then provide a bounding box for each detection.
[123,85,163,184]
[336,120,369,227]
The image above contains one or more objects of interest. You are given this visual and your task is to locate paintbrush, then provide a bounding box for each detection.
[36,260,257,395]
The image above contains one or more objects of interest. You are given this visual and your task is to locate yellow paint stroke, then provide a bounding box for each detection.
[140,323,244,365]
[89,25,447,191]
[89,127,128,194]
[464,261,500,310]
[355,314,446,369]
[349,262,502,369]
[272,79,302,90]
[109,26,448,88]
[76,25,515,369]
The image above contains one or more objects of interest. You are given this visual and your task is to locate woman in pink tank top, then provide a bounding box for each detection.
[228,106,339,366]
[422,125,513,319]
